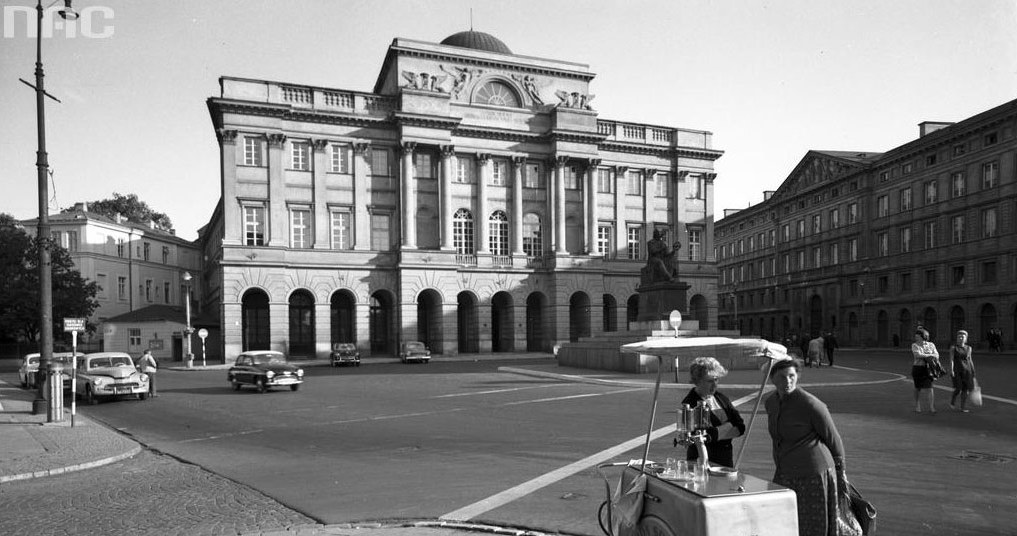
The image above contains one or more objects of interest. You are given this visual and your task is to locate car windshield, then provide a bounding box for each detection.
[88,356,133,369]
[337,344,355,351]
[405,342,425,351]
[251,354,286,365]
[26,356,39,365]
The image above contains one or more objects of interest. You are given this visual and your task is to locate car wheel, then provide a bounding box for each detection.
[356,362,361,367]
[257,378,268,393]
[20,376,27,389]
[139,392,149,401]
[290,384,299,392]
[85,386,97,405]
[231,380,241,391]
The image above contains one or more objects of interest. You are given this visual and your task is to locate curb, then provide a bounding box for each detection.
[0,444,143,484]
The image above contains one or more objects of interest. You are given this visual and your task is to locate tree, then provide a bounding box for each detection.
[66,192,173,232]
[0,213,99,342]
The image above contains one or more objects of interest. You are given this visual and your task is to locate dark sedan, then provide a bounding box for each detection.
[330,343,360,367]
[399,341,431,363]
[227,351,304,393]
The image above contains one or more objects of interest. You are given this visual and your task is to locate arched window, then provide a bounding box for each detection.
[475,81,520,107]
[453,209,474,255]
[489,211,509,256]
[522,213,542,257]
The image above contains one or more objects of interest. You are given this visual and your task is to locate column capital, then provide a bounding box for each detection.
[312,139,329,151]
[614,165,628,174]
[553,155,569,168]
[440,144,456,157]
[705,172,718,182]
[400,141,417,154]
[676,170,691,180]
[267,133,287,147]
[476,153,491,164]
[218,129,238,144]
[354,141,371,155]
[511,155,527,168]
[586,158,602,170]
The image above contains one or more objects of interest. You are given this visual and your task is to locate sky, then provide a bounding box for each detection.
[2,0,1016,241]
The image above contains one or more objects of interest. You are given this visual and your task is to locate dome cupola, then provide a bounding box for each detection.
[439,30,512,55]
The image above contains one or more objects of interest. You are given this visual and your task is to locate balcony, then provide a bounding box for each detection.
[219,77,395,119]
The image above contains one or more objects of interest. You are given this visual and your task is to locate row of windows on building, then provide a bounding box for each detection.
[240,203,706,261]
[725,257,1012,310]
[719,161,1001,260]
[239,137,706,198]
[93,273,186,305]
[52,230,182,266]
[722,207,1005,284]
[877,130,1001,182]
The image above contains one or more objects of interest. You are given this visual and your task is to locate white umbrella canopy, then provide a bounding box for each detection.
[620,336,791,362]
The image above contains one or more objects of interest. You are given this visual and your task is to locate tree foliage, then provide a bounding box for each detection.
[0,213,99,342]
[67,192,173,231]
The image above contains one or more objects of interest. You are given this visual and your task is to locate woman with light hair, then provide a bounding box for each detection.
[680,356,746,468]
[911,328,942,414]
[948,330,976,412]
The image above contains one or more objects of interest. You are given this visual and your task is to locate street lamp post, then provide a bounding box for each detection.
[183,272,194,368]
[859,281,867,348]
[27,0,78,419]
[730,283,739,334]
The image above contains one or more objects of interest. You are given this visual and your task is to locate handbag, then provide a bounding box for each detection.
[969,378,983,407]
[847,482,877,535]
[837,493,863,536]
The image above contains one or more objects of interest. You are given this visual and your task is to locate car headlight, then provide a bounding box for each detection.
[140,373,149,382]
[296,369,304,377]
[93,377,108,387]
[265,370,275,379]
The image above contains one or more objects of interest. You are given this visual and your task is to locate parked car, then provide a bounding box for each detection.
[18,352,81,389]
[227,350,304,393]
[330,343,360,367]
[399,341,431,363]
[75,352,150,404]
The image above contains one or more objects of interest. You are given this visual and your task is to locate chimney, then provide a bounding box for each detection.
[73,202,88,212]
[114,213,123,224]
[763,191,775,201]
[919,121,954,137]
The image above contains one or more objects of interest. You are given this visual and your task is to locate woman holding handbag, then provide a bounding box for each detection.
[948,330,976,412]
[911,328,942,414]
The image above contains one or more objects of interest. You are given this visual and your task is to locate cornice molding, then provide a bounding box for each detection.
[389,46,595,82]
[392,111,462,130]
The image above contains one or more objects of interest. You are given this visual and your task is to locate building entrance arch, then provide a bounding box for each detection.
[950,305,966,339]
[526,292,548,352]
[289,289,315,358]
[418,289,444,354]
[370,291,395,355]
[877,309,889,346]
[921,307,939,343]
[458,292,479,353]
[241,288,270,351]
[690,294,709,330]
[626,295,639,330]
[330,290,356,345]
[809,295,823,337]
[491,291,514,352]
[897,309,912,348]
[603,294,617,332]
[569,292,591,342]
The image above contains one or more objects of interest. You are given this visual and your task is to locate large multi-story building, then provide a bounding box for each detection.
[201,30,723,362]
[22,203,202,355]
[716,98,1016,348]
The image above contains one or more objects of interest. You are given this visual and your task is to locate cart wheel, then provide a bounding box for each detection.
[597,500,612,536]
[257,378,268,393]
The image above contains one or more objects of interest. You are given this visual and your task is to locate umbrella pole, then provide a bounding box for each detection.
[640,355,665,473]
[734,359,775,470]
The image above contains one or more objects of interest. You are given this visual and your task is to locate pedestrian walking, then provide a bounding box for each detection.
[911,328,942,414]
[807,335,825,367]
[138,349,158,398]
[948,330,976,412]
[823,332,839,367]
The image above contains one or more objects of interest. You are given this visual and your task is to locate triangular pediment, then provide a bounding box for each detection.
[770,150,881,202]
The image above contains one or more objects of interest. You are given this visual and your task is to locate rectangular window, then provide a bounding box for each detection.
[145,279,153,302]
[626,227,642,260]
[903,162,914,174]
[830,243,839,265]
[812,214,821,234]
[162,246,169,264]
[848,238,858,262]
[797,220,805,238]
[370,148,391,176]
[290,208,312,248]
[830,208,840,229]
[524,162,542,188]
[900,227,912,253]
[688,174,703,199]
[738,239,744,255]
[118,276,127,300]
[813,247,822,268]
[490,159,508,186]
[924,221,938,249]
[688,229,702,261]
[926,153,937,166]
[924,180,938,204]
[243,136,264,167]
[330,210,352,249]
[523,217,542,257]
[781,224,790,242]
[371,213,391,251]
[879,171,890,182]
[96,274,107,300]
[924,269,937,290]
[951,215,965,244]
[982,261,998,284]
[627,170,642,195]
[655,173,669,197]
[877,232,888,257]
[66,231,78,252]
[597,225,613,256]
[984,132,998,146]
[143,242,150,261]
[847,203,858,224]
[877,276,889,295]
[748,236,755,252]
[982,208,998,238]
[163,281,171,304]
[597,168,612,193]
[982,161,999,189]
[900,272,912,292]
[953,143,966,156]
[952,265,966,287]
[877,195,889,217]
[455,155,474,183]
[129,328,141,348]
[331,144,350,173]
[243,205,266,246]
[291,141,310,171]
[951,172,966,197]
[117,238,125,258]
[796,250,805,270]
[900,187,912,211]
[782,254,790,273]
[564,165,580,190]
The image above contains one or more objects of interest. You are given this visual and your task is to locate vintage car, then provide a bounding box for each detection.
[227,350,304,392]
[329,343,361,367]
[399,341,431,364]
[75,352,150,404]
[18,352,80,389]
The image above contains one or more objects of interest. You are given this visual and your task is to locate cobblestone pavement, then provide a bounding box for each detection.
[0,450,316,536]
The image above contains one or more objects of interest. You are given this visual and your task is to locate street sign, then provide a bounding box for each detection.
[63,318,86,332]
[198,328,208,340]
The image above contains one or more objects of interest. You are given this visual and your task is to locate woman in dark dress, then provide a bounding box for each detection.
[680,356,745,468]
[948,330,976,412]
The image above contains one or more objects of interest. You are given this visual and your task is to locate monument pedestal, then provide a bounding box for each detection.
[636,281,689,322]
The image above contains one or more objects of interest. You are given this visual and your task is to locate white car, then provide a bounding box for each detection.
[75,352,151,404]
[18,352,80,389]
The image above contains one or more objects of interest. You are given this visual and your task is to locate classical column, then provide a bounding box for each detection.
[554,155,568,254]
[477,153,491,254]
[674,170,690,237]
[312,139,330,249]
[440,145,455,250]
[353,142,371,250]
[267,133,287,247]
[642,169,653,234]
[586,159,601,255]
[704,172,717,262]
[511,156,525,256]
[218,129,241,245]
[400,141,417,249]
[614,166,627,254]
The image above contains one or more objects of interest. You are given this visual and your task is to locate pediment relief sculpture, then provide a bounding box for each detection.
[510,74,544,105]
[554,90,594,110]
[401,70,450,93]
[439,64,484,99]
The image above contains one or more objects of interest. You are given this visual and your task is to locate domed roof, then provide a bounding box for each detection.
[439,30,512,55]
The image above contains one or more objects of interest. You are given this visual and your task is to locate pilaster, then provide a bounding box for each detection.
[554,155,568,254]
[353,142,371,250]
[312,139,330,249]
[477,153,491,254]
[586,159,601,255]
[219,129,241,246]
[440,145,455,250]
[267,133,287,247]
[614,166,628,254]
[401,141,417,249]
[511,156,525,256]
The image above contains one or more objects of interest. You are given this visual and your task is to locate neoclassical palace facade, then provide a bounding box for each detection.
[201,31,723,361]
[716,98,1016,348]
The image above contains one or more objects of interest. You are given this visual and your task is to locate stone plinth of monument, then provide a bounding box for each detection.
[636,281,690,323]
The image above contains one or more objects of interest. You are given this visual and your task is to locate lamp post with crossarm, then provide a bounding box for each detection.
[24,0,78,420]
